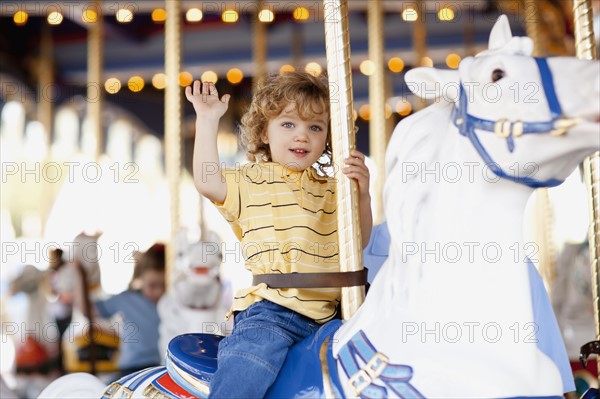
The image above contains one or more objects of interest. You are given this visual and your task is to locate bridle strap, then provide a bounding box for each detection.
[536,57,562,120]
[453,57,566,188]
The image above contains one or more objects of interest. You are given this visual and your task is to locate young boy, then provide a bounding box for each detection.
[95,243,166,378]
[186,71,372,398]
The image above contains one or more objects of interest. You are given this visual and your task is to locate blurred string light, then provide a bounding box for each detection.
[385,104,392,119]
[128,76,144,92]
[388,57,404,73]
[47,11,63,25]
[226,68,244,84]
[396,99,412,116]
[305,62,322,77]
[293,7,309,21]
[359,60,375,76]
[438,7,455,21]
[152,73,167,89]
[13,11,28,26]
[358,104,370,121]
[446,53,461,69]
[179,71,193,87]
[259,9,274,23]
[280,64,295,74]
[201,71,218,83]
[421,56,433,67]
[105,78,122,94]
[222,9,238,23]
[401,7,418,22]
[116,8,134,23]
[152,8,167,23]
[186,8,203,22]
[82,8,98,23]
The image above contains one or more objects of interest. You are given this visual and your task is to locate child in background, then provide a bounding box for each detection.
[186,71,372,398]
[95,243,166,378]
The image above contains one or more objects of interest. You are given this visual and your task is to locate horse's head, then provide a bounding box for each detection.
[406,15,599,187]
[53,233,102,300]
[173,233,222,309]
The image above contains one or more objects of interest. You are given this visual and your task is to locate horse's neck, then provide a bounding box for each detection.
[425,148,533,249]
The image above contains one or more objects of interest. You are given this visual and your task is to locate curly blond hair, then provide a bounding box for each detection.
[240,71,332,173]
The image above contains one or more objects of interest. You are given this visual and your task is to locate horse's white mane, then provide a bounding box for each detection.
[384,104,449,246]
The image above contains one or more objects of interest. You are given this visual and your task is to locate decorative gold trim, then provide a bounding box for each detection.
[349,369,371,396]
[494,119,511,138]
[120,386,134,399]
[319,337,336,398]
[142,385,172,399]
[550,117,577,136]
[347,351,389,396]
[364,352,388,380]
[102,382,121,399]
[512,121,524,137]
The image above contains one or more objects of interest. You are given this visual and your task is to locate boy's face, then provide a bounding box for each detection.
[262,103,328,171]
[140,270,165,304]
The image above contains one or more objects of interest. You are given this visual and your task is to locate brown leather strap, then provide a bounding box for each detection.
[252,270,367,289]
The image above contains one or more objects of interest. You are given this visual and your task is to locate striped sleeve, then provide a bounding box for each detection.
[213,168,243,240]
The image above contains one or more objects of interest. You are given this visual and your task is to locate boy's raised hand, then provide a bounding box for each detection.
[185,81,230,119]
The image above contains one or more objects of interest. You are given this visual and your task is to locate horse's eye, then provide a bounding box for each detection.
[492,69,505,82]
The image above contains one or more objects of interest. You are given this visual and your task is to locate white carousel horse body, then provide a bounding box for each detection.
[333,16,599,398]
[37,373,106,399]
[8,265,58,359]
[38,16,599,399]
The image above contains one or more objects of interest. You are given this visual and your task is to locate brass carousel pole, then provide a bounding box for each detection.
[39,23,54,234]
[85,1,103,375]
[253,0,267,87]
[413,4,426,111]
[523,0,547,56]
[368,0,386,225]
[165,0,183,288]
[87,0,104,162]
[573,0,599,377]
[523,0,557,297]
[323,0,364,320]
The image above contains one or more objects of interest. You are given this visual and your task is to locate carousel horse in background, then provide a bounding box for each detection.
[8,264,56,374]
[7,264,59,398]
[53,233,120,374]
[39,15,599,399]
[157,231,231,358]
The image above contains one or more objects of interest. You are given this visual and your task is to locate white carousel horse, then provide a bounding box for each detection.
[39,15,599,399]
[157,232,231,358]
[7,264,60,399]
[8,264,57,371]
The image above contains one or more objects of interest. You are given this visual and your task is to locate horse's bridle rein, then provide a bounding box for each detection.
[452,57,578,188]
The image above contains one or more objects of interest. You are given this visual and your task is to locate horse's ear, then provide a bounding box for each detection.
[489,15,512,51]
[405,68,457,100]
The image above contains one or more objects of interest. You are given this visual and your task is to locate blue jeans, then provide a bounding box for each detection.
[208,300,320,399]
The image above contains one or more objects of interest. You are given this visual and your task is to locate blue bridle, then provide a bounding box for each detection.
[452,58,573,188]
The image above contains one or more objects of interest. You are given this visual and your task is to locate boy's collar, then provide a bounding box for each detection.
[258,162,329,182]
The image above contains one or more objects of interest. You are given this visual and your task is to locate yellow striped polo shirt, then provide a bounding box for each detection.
[215,162,340,323]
